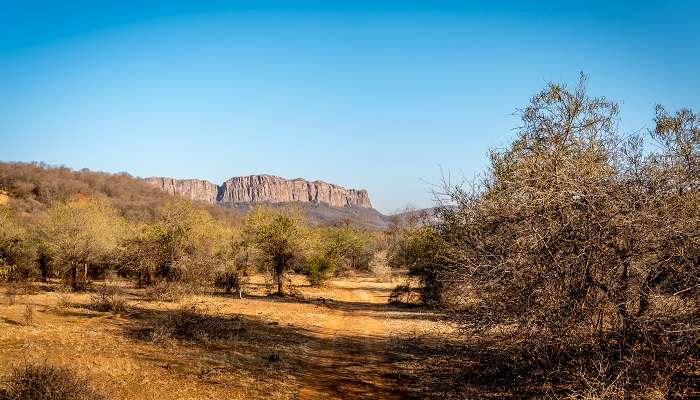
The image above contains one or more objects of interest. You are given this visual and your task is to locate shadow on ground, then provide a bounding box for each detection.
[108,303,431,399]
[212,291,444,322]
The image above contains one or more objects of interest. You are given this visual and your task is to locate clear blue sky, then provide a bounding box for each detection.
[1,1,698,213]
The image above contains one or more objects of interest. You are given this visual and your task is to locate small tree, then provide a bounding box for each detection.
[243,207,307,295]
[38,197,125,289]
[0,206,34,283]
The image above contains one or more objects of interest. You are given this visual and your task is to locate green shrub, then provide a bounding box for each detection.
[301,255,335,287]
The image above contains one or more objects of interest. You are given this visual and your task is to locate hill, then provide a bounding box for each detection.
[0,162,241,224]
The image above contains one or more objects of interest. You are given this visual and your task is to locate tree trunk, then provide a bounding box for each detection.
[70,264,77,290]
[276,263,284,295]
[39,253,48,282]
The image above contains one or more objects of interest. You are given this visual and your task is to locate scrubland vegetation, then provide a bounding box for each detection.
[1,76,697,398]
[389,76,699,398]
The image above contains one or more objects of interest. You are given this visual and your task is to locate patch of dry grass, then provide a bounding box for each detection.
[0,275,449,399]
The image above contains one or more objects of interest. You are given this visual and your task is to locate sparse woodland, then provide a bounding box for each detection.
[0,76,697,398]
[0,163,379,294]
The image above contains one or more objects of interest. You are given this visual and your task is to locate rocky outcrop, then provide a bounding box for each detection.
[144,177,219,204]
[219,175,372,208]
[144,174,372,209]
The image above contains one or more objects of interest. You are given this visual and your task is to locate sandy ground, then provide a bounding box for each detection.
[0,275,451,399]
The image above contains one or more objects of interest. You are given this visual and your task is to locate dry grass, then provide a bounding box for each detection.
[0,275,451,399]
[0,362,103,400]
[21,304,33,326]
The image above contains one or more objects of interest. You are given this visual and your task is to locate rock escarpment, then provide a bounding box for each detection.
[144,174,372,209]
[144,177,219,204]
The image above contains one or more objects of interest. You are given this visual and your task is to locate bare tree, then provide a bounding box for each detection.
[426,75,698,396]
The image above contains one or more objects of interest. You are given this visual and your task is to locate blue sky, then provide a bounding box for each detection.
[1,1,698,213]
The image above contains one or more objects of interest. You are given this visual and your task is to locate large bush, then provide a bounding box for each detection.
[427,76,698,396]
[316,225,376,274]
[120,201,232,287]
[387,222,445,305]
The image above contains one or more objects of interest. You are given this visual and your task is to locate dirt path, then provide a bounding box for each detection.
[291,286,401,399]
[212,276,432,399]
[0,276,448,399]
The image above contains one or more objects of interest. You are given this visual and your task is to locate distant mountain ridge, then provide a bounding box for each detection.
[0,162,430,230]
[144,174,373,209]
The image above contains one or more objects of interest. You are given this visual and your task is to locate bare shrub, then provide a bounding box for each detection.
[55,287,72,309]
[369,250,392,282]
[4,284,17,305]
[213,269,245,297]
[144,282,198,302]
[88,285,127,313]
[0,363,103,400]
[22,304,33,326]
[424,76,699,396]
[146,304,242,344]
[388,284,421,306]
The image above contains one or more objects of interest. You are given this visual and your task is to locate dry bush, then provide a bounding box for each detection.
[369,250,393,281]
[213,269,245,297]
[144,282,200,302]
[0,363,103,400]
[388,284,421,306]
[146,304,243,344]
[55,287,72,309]
[421,76,698,396]
[118,201,232,288]
[242,207,308,295]
[22,304,33,326]
[314,225,377,275]
[4,284,17,305]
[0,206,35,284]
[88,285,127,313]
[387,224,445,305]
[36,198,126,291]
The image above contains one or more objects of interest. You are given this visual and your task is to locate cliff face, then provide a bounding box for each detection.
[144,174,372,209]
[144,177,219,204]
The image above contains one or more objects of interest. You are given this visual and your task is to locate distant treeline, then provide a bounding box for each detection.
[0,162,394,295]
